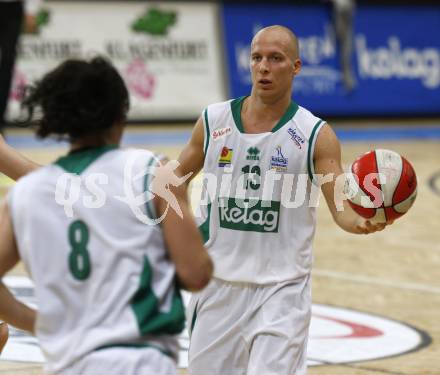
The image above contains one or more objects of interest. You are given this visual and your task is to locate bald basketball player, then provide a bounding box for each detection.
[178,25,388,374]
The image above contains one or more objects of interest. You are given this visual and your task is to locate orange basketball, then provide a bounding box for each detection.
[346,149,417,224]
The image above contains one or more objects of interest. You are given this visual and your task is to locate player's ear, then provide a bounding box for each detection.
[293,58,302,76]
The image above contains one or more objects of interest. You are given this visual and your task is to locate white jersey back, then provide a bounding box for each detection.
[8,146,184,374]
[197,97,325,284]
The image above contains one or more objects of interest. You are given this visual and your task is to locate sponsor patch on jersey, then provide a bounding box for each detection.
[270,146,288,172]
[218,197,280,233]
[218,147,233,167]
[212,126,232,141]
[287,128,305,149]
[246,146,260,161]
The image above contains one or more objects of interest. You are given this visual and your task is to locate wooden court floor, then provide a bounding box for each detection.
[0,125,439,375]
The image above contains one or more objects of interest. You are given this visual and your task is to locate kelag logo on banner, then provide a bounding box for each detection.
[222,5,440,116]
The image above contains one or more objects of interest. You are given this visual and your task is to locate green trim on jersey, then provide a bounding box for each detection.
[197,202,212,243]
[190,301,198,335]
[271,101,299,133]
[231,96,246,133]
[230,96,299,133]
[95,342,173,359]
[144,156,158,220]
[55,145,118,175]
[203,108,210,154]
[307,120,324,183]
[131,256,185,335]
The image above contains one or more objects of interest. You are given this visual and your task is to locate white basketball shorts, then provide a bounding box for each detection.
[187,275,311,375]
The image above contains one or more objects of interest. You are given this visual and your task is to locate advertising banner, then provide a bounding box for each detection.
[222,4,440,116]
[8,1,226,121]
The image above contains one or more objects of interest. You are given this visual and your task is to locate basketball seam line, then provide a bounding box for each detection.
[351,163,380,209]
[374,150,387,222]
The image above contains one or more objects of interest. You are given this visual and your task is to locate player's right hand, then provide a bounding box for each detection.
[355,217,390,234]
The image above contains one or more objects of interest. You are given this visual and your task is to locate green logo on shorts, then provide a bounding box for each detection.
[219,198,280,233]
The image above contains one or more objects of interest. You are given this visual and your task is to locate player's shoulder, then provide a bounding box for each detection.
[202,99,239,130]
[204,98,235,114]
[100,147,163,174]
[116,147,156,160]
[291,104,326,140]
[15,164,55,187]
[295,105,323,126]
[83,147,158,169]
[15,148,157,186]
[8,164,55,205]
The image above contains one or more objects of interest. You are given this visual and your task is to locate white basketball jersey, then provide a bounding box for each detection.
[8,146,184,374]
[197,97,325,284]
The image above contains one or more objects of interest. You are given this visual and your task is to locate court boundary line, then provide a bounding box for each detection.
[313,269,440,294]
[428,171,440,196]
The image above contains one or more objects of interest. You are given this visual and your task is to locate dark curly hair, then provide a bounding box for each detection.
[21,57,130,141]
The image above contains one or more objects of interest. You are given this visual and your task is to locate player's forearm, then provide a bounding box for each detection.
[167,212,213,291]
[160,188,213,291]
[0,281,36,334]
[0,138,40,180]
[332,200,364,234]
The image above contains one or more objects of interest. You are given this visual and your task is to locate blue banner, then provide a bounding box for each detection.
[222,5,440,116]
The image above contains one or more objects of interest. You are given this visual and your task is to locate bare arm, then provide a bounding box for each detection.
[0,135,40,180]
[153,161,213,291]
[0,322,8,353]
[0,199,36,333]
[177,117,205,185]
[314,124,386,234]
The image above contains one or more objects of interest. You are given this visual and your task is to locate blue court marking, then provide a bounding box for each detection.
[4,126,440,149]
[5,136,68,149]
[5,131,192,149]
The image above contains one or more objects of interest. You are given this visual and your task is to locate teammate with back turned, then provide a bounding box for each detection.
[177,25,391,374]
[0,56,213,374]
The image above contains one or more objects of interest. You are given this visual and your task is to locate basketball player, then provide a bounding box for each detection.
[177,25,388,374]
[0,57,213,374]
[0,27,388,375]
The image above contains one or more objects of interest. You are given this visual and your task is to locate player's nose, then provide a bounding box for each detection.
[259,58,270,73]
